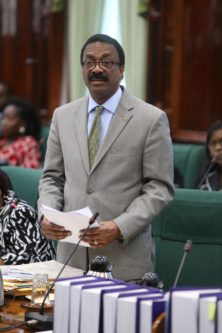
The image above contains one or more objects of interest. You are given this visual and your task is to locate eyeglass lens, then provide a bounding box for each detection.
[209,139,222,148]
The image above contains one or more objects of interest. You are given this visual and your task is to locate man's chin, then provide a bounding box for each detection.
[88,82,107,95]
[88,86,110,104]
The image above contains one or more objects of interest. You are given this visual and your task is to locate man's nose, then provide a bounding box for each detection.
[215,142,222,149]
[92,63,103,73]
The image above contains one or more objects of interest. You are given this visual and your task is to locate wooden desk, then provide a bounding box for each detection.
[0,296,53,333]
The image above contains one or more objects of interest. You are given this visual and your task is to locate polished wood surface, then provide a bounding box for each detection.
[152,311,165,333]
[0,296,53,332]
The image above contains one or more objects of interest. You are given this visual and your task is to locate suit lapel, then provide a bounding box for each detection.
[91,90,134,172]
[73,97,90,174]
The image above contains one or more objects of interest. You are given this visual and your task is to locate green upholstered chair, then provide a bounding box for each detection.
[152,188,222,290]
[1,166,42,209]
[173,144,206,188]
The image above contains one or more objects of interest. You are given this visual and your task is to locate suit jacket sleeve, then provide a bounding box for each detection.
[113,111,174,246]
[38,108,66,214]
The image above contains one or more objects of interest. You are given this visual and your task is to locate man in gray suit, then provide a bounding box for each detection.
[38,34,174,282]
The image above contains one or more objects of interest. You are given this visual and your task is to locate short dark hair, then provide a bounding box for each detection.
[206,120,222,159]
[2,97,41,140]
[80,34,125,66]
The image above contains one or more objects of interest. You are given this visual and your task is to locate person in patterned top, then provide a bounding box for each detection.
[0,169,55,265]
[0,97,41,168]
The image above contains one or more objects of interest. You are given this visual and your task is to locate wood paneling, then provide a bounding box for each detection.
[0,0,66,123]
[146,0,222,143]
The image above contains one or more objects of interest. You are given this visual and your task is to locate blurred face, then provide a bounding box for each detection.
[1,105,25,139]
[81,42,124,104]
[208,129,222,168]
[0,84,10,107]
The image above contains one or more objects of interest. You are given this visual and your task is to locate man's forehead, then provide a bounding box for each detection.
[83,42,118,58]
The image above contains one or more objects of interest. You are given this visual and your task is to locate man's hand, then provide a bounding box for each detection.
[79,221,121,248]
[0,257,4,265]
[42,216,72,240]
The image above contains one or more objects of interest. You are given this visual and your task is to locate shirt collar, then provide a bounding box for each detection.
[88,87,122,114]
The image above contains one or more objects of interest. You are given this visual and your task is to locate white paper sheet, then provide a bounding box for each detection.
[41,205,99,246]
[1,260,83,281]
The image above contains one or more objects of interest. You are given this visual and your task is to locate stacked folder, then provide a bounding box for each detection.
[53,275,167,333]
[166,287,222,333]
[54,276,222,333]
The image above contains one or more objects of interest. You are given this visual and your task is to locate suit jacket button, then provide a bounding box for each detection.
[87,188,94,194]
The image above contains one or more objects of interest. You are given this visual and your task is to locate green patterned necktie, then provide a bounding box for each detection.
[88,106,104,169]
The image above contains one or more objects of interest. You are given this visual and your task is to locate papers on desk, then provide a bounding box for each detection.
[1,260,83,295]
[41,205,99,246]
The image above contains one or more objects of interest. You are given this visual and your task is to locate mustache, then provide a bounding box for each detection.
[88,73,109,81]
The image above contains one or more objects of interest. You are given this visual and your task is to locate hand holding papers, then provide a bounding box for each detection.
[41,205,99,247]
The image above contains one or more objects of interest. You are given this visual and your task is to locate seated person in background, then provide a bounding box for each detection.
[194,120,222,191]
[0,169,55,265]
[0,97,41,168]
[0,81,13,112]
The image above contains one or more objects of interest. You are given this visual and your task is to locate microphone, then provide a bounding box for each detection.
[86,255,113,279]
[173,240,192,288]
[25,211,99,331]
[138,272,164,289]
[197,155,218,189]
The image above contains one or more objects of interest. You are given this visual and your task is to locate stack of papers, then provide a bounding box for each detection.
[1,260,83,295]
[40,205,99,246]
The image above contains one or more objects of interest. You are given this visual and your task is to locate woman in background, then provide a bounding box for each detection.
[194,121,222,191]
[0,97,41,168]
[0,169,55,265]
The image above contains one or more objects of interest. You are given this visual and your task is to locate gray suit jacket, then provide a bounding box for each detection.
[38,88,174,281]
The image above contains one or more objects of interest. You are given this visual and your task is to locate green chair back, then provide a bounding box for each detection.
[152,188,222,290]
[1,166,42,209]
[173,144,206,188]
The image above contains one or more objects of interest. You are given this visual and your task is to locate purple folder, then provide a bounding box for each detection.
[69,279,119,333]
[135,294,165,333]
[79,281,126,333]
[166,286,222,333]
[198,292,222,332]
[214,294,222,333]
[99,284,142,333]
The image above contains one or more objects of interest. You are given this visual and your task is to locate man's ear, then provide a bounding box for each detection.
[120,65,125,76]
[119,65,125,81]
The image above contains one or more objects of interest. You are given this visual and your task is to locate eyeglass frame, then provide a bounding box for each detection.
[81,60,121,70]
[208,138,222,149]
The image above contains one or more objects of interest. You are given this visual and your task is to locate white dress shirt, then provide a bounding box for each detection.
[87,87,122,146]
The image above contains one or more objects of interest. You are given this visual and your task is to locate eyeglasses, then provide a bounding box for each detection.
[82,60,120,70]
[208,139,222,149]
